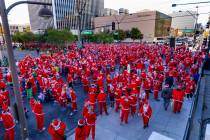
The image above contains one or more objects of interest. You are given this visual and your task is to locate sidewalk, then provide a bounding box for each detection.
[68,97,192,140]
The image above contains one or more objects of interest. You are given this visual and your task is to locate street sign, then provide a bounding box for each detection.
[81,30,93,35]
[182,29,193,33]
[114,32,119,35]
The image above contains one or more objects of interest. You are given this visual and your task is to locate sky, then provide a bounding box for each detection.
[4,0,210,25]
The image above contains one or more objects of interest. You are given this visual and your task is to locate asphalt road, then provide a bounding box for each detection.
[0,49,89,140]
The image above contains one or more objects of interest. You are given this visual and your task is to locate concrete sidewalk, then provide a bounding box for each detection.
[67,97,192,140]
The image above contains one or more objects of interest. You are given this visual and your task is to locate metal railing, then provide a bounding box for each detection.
[183,61,205,140]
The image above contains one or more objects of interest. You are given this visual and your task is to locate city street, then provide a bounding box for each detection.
[0,49,89,140]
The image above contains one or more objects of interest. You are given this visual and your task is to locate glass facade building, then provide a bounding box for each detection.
[28,0,104,33]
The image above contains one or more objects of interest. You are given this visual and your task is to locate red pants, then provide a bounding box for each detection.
[84,85,88,92]
[4,128,14,140]
[115,100,120,112]
[32,86,37,96]
[142,116,149,127]
[173,101,183,113]
[130,106,136,115]
[145,90,150,99]
[121,109,129,123]
[86,125,95,140]
[153,90,159,100]
[35,115,44,130]
[99,102,107,114]
[72,102,77,112]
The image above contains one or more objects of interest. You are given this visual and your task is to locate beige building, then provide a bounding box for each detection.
[9,24,31,35]
[93,10,172,42]
[100,8,118,16]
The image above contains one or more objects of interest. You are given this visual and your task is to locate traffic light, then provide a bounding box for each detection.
[206,21,209,28]
[112,22,115,30]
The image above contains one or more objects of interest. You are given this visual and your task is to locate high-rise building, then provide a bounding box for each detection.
[28,0,53,33]
[28,0,104,33]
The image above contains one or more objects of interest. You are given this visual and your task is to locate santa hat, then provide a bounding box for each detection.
[165,84,169,88]
[78,119,85,126]
[52,119,61,130]
[177,84,182,89]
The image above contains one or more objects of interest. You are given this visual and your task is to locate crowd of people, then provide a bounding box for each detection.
[0,43,205,140]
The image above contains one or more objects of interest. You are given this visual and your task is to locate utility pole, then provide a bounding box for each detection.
[76,0,87,49]
[0,0,29,139]
[0,0,52,139]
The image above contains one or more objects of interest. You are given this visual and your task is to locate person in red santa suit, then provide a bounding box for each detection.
[185,78,195,99]
[172,84,185,113]
[75,119,88,140]
[129,94,137,116]
[48,119,66,140]
[96,71,104,89]
[69,88,78,116]
[1,104,15,140]
[138,92,147,109]
[139,101,152,129]
[114,85,122,112]
[67,73,74,88]
[59,87,68,108]
[97,89,108,115]
[81,75,89,92]
[85,107,97,140]
[1,88,10,106]
[88,88,97,112]
[143,77,151,99]
[6,72,12,86]
[33,101,46,132]
[120,94,130,124]
[82,100,89,118]
[153,79,161,101]
[107,83,115,108]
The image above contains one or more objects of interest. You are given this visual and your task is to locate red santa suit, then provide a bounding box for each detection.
[129,94,137,116]
[138,92,147,108]
[143,78,151,99]
[81,75,89,92]
[120,95,130,124]
[85,110,97,140]
[139,102,152,128]
[48,119,66,140]
[97,90,108,115]
[82,100,89,118]
[185,80,195,97]
[153,80,161,100]
[114,87,122,112]
[70,89,77,112]
[2,90,10,106]
[75,119,87,140]
[172,86,185,113]
[1,104,15,140]
[33,102,45,131]
[88,91,96,111]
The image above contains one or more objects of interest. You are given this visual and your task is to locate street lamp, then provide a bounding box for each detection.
[172,1,210,7]
[0,0,52,139]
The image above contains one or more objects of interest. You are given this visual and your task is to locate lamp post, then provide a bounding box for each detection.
[0,0,52,139]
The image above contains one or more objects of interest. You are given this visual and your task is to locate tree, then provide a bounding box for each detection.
[46,29,75,46]
[113,29,126,41]
[12,32,35,44]
[131,28,141,40]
